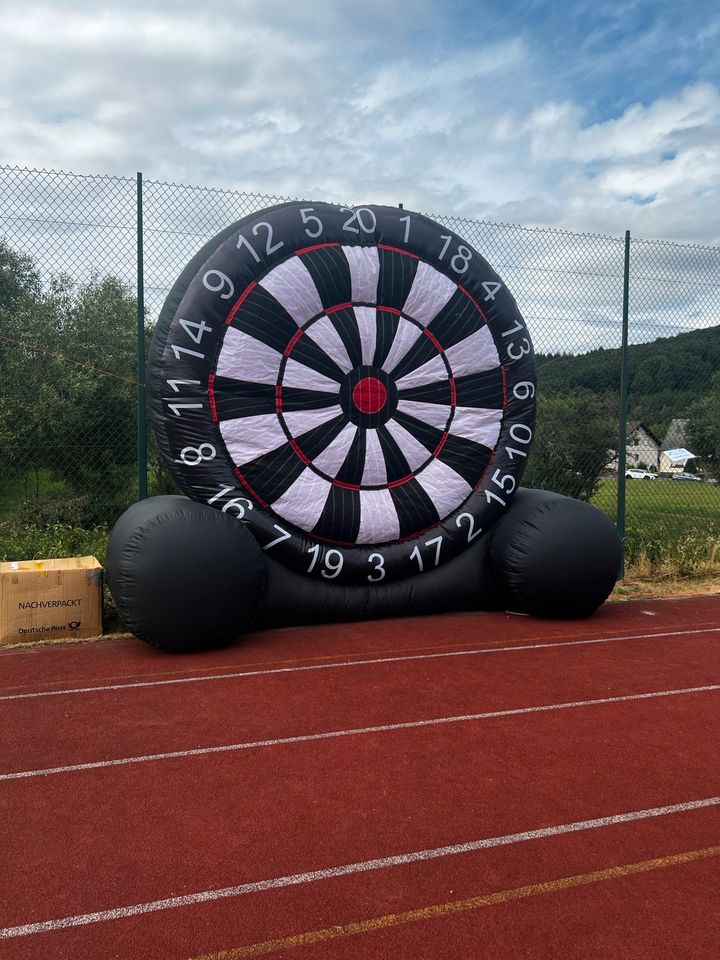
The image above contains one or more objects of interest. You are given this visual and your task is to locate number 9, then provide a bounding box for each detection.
[203,269,235,300]
[322,549,344,579]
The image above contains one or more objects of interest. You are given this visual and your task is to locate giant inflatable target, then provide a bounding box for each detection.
[107,202,622,652]
[149,202,536,584]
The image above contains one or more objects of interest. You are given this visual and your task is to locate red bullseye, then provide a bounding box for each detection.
[352,376,387,414]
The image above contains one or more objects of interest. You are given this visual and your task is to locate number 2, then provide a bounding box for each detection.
[456,513,482,542]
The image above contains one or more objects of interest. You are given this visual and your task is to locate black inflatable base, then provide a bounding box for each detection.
[106,497,266,652]
[106,490,623,653]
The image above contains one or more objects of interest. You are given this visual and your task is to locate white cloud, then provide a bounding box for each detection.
[0,0,718,260]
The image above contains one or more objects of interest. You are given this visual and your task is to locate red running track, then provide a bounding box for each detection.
[0,596,719,958]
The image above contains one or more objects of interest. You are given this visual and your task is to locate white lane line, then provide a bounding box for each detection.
[2,683,718,782]
[2,627,719,704]
[2,794,718,939]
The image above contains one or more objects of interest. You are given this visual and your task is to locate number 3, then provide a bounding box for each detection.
[507,338,531,361]
[367,553,385,582]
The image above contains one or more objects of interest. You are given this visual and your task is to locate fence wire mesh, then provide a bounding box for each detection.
[1,165,719,579]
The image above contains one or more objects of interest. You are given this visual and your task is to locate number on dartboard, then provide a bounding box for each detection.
[171,343,204,360]
[300,207,323,238]
[501,319,524,338]
[264,524,291,551]
[168,319,208,373]
[438,236,472,274]
[179,318,212,344]
[307,545,344,579]
[410,536,443,573]
[399,215,412,243]
[203,270,234,299]
[482,281,502,301]
[367,553,386,582]
[253,221,284,256]
[485,422,534,505]
[236,222,285,263]
[513,381,535,401]
[507,338,531,361]
[456,513,482,542]
[166,378,200,393]
[207,486,253,519]
[341,208,377,234]
[179,443,216,466]
[166,401,203,417]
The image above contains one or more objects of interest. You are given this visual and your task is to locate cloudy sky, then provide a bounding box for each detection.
[1,0,719,243]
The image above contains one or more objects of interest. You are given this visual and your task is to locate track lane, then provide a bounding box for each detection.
[266,850,720,960]
[1,595,718,695]
[1,690,719,930]
[1,798,719,959]
[1,629,720,774]
[2,598,719,959]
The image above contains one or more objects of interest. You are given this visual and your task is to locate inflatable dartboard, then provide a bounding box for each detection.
[148,202,536,586]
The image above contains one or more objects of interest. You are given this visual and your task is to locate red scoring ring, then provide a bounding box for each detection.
[352,376,387,414]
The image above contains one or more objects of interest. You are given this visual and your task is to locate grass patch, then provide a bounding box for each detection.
[593,478,720,578]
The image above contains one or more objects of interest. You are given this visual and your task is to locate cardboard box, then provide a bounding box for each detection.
[0,556,103,646]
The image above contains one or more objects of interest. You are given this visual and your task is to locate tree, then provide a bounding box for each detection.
[688,375,720,478]
[0,241,49,476]
[0,239,139,525]
[523,393,617,501]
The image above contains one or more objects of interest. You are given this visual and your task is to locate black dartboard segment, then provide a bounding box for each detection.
[148,202,536,584]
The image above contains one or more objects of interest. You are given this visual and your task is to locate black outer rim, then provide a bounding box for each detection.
[148,202,536,585]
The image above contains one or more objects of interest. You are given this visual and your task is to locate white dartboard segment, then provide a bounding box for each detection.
[354,307,378,365]
[216,328,283,385]
[305,315,354,373]
[402,261,458,327]
[259,257,324,325]
[381,317,425,374]
[343,245,380,304]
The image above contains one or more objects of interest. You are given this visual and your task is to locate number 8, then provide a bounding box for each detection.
[451,246,472,274]
[180,443,216,466]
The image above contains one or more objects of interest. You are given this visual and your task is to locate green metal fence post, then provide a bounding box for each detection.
[616,229,631,577]
[136,171,148,500]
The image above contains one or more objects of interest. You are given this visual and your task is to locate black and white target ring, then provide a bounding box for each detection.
[148,202,536,585]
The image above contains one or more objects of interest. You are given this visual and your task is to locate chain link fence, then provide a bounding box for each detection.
[1,165,719,579]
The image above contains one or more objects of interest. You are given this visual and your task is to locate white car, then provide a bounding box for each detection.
[625,469,657,480]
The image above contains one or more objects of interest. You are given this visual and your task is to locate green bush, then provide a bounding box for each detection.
[0,519,110,564]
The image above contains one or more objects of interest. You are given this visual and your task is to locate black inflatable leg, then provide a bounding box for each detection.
[488,489,622,618]
[106,496,266,652]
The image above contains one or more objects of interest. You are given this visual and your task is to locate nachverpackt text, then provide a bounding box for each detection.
[18,599,82,609]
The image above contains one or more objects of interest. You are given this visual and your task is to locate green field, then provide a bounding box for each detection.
[592,478,720,571]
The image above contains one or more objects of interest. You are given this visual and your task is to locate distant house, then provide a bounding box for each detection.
[660,448,697,472]
[608,422,661,473]
[661,418,689,450]
[660,419,695,473]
